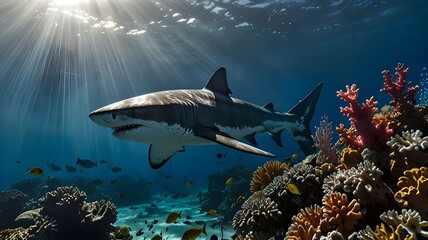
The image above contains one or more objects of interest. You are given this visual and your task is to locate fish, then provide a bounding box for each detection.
[216,153,223,159]
[118,226,130,236]
[27,167,43,176]
[185,181,194,188]
[65,164,77,173]
[236,195,245,204]
[194,220,205,225]
[165,227,169,232]
[145,220,148,224]
[92,178,103,185]
[166,211,181,223]
[111,166,122,173]
[284,153,299,162]
[46,163,62,171]
[148,225,154,231]
[225,177,233,185]
[164,175,171,179]
[120,193,125,198]
[76,157,97,168]
[183,220,191,225]
[287,183,302,195]
[89,68,323,169]
[153,219,159,224]
[151,233,162,240]
[136,228,144,236]
[186,215,191,220]
[111,179,118,184]
[207,209,217,217]
[182,224,206,240]
[16,161,21,164]
[99,159,108,164]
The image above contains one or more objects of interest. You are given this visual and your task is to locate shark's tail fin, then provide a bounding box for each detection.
[288,82,323,156]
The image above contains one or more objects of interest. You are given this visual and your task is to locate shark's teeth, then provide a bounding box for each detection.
[113,124,142,133]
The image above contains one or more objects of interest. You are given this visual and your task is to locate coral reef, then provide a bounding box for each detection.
[394,167,428,219]
[231,63,428,240]
[0,186,123,240]
[250,161,287,193]
[0,189,29,230]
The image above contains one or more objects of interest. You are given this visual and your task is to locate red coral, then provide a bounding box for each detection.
[380,63,419,112]
[337,84,393,151]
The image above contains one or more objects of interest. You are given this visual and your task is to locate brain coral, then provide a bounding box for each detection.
[395,167,428,219]
[322,192,362,236]
[232,191,282,232]
[250,161,287,193]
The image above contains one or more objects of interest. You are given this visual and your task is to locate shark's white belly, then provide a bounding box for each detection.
[114,120,265,145]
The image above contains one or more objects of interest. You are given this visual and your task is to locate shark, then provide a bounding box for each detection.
[89,68,323,169]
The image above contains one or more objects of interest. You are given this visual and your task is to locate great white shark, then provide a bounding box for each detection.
[89,68,322,169]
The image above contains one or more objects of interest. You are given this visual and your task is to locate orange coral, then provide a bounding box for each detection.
[285,205,328,240]
[395,167,428,219]
[339,146,363,170]
[250,161,287,193]
[322,192,362,236]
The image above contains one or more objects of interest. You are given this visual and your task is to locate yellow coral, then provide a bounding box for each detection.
[285,205,328,240]
[322,192,362,236]
[250,161,287,193]
[339,146,363,170]
[395,167,428,219]
[359,223,412,240]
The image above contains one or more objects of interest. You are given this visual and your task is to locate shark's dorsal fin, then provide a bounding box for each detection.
[263,102,276,112]
[148,144,184,169]
[203,67,233,95]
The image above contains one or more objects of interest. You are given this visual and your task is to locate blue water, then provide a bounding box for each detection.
[0,0,427,196]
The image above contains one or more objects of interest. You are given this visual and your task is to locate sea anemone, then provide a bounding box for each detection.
[250,161,287,193]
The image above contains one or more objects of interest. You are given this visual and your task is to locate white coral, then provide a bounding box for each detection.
[387,129,428,152]
[380,209,428,238]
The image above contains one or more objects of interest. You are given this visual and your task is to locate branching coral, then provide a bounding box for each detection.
[322,192,362,236]
[380,63,419,112]
[313,116,339,165]
[285,205,327,240]
[232,191,282,232]
[0,189,28,229]
[337,84,393,151]
[356,209,428,239]
[82,199,118,231]
[243,231,273,240]
[250,161,287,193]
[387,129,428,152]
[395,167,428,219]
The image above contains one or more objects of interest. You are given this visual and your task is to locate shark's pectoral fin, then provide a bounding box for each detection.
[148,144,184,169]
[195,123,275,158]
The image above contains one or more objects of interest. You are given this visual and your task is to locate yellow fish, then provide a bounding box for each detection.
[287,183,302,195]
[207,209,217,216]
[236,195,245,204]
[27,167,44,176]
[166,211,181,223]
[291,153,298,159]
[117,226,130,237]
[182,224,206,240]
[225,177,234,185]
[152,234,162,240]
[185,181,194,188]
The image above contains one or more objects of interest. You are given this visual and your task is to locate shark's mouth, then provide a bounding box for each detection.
[112,124,143,134]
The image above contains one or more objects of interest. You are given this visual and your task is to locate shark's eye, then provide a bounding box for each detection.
[112,113,116,119]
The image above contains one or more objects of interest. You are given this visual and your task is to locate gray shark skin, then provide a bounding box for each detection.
[89,68,323,169]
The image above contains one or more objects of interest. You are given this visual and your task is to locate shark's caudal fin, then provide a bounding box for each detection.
[288,83,323,156]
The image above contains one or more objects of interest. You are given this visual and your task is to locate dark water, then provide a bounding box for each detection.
[0,0,427,193]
